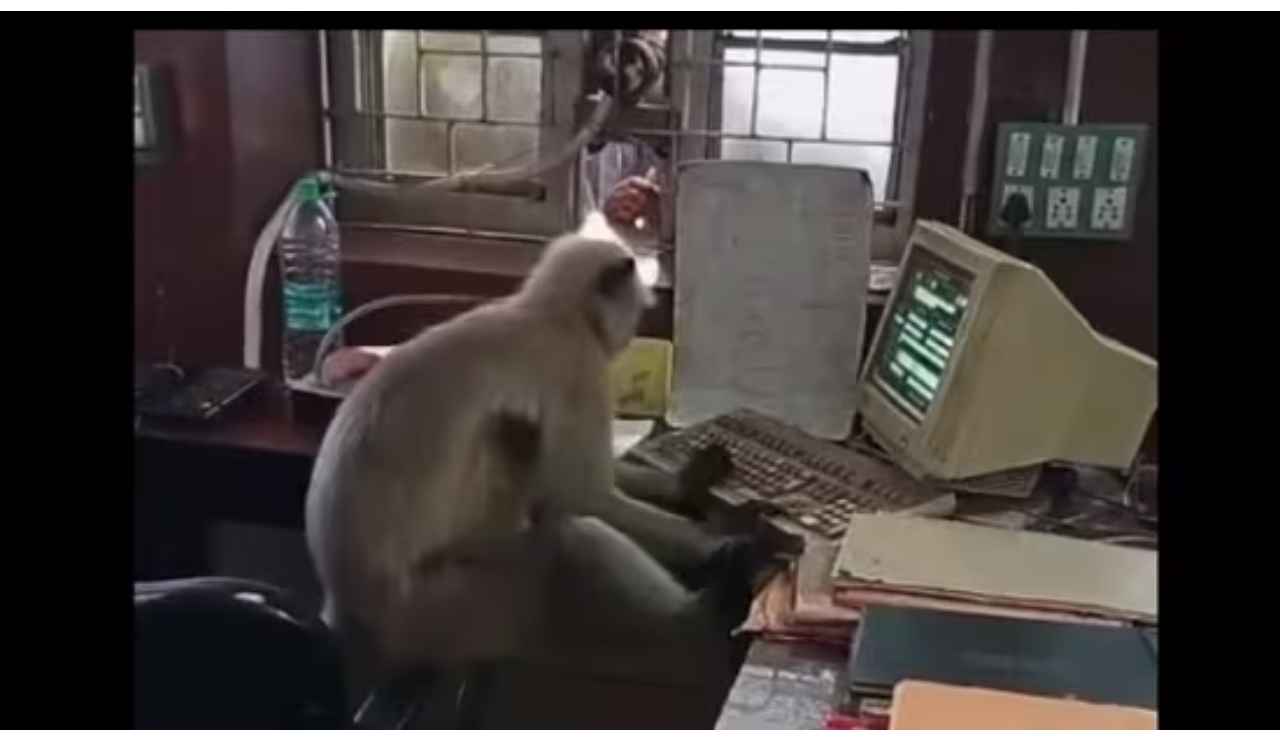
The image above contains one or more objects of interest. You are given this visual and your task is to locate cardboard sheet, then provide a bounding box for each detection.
[890,681,1157,730]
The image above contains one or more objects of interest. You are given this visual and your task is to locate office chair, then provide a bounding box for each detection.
[133,577,493,729]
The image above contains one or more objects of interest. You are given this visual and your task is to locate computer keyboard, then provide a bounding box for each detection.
[628,408,951,540]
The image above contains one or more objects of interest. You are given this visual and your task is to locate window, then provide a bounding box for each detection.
[714,30,906,204]
[322,30,585,238]
[664,30,931,260]
[323,29,930,259]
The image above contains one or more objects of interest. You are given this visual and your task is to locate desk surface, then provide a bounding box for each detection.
[136,382,326,458]
[715,639,846,729]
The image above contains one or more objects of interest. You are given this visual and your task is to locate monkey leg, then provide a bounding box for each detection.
[365,531,557,680]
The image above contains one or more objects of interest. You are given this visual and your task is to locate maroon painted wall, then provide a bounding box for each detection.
[134,31,322,372]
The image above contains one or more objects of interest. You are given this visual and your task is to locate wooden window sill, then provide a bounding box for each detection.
[340,225,677,290]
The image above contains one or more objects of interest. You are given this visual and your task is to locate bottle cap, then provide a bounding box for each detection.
[296,177,323,202]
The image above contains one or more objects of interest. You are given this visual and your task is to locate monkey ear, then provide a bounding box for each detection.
[596,257,636,297]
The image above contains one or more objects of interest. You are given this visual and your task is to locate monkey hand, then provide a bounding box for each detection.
[694,535,786,635]
[676,443,735,520]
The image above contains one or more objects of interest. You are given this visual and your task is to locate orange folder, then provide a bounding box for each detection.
[889,680,1157,730]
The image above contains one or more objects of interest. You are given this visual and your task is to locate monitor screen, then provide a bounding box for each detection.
[870,247,974,423]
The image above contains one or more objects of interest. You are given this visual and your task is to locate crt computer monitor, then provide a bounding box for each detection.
[857,220,1157,483]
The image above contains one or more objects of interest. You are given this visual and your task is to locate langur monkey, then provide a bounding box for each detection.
[305,213,745,691]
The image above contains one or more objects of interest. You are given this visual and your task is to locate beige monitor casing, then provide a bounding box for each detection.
[858,220,1157,482]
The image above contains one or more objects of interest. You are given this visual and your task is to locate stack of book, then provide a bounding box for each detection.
[844,605,1158,724]
[830,512,1157,625]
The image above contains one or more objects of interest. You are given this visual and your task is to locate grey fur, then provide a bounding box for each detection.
[305,220,727,689]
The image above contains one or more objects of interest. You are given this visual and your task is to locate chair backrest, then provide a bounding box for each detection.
[133,577,348,728]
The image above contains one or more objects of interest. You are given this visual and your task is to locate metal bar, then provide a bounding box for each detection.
[446,120,456,174]
[709,60,828,72]
[479,30,489,123]
[618,126,897,148]
[409,49,543,59]
[1063,30,1089,125]
[786,139,794,163]
[415,47,425,118]
[719,35,904,56]
[323,107,544,127]
[319,30,333,169]
[886,31,908,198]
[959,30,994,232]
[820,29,833,141]
[750,30,762,136]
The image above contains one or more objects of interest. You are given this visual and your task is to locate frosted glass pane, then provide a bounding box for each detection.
[381,30,418,116]
[386,118,448,176]
[756,68,823,138]
[487,57,541,123]
[488,34,541,55]
[420,53,481,119]
[827,54,899,142]
[455,124,539,172]
[790,143,891,200]
[418,31,480,52]
[831,30,902,43]
[760,49,824,68]
[720,62,755,135]
[721,137,787,163]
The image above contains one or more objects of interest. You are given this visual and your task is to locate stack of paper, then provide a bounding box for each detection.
[831,513,1157,624]
[736,541,860,647]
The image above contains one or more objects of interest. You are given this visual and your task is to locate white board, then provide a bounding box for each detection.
[670,161,873,439]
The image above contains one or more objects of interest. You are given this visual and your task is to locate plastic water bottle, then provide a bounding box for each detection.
[278,176,343,382]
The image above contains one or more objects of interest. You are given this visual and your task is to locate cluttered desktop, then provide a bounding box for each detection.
[631,215,1158,729]
[134,28,1158,730]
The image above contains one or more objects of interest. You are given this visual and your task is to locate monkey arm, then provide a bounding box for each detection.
[582,486,729,570]
[615,445,734,519]
[614,459,682,506]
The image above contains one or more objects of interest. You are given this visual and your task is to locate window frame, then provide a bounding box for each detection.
[321,30,585,239]
[669,30,931,261]
[321,29,931,261]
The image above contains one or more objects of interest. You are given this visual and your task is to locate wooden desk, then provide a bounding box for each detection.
[136,381,325,458]
[134,383,327,578]
[714,469,1159,730]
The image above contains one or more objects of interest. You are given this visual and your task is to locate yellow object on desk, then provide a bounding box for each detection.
[608,337,672,418]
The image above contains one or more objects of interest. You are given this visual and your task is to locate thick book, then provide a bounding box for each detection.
[848,606,1157,709]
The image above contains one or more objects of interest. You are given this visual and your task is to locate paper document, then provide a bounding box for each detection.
[670,162,873,439]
